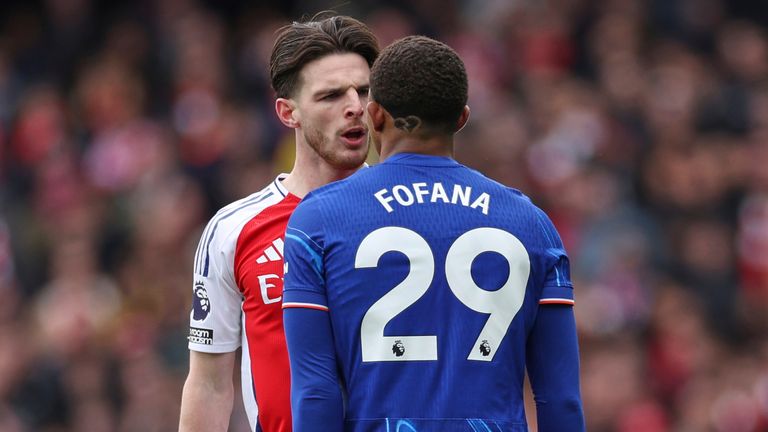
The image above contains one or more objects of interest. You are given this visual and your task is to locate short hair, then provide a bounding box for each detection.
[270,14,379,98]
[370,35,468,133]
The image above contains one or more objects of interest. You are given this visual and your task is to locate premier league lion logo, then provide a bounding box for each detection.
[192,281,211,321]
[479,340,491,356]
[392,340,405,357]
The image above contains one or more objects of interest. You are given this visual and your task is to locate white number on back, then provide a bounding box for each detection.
[356,227,437,361]
[355,227,529,362]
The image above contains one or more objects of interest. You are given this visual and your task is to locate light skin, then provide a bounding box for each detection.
[278,52,372,198]
[365,100,470,160]
[179,351,236,431]
[178,52,371,432]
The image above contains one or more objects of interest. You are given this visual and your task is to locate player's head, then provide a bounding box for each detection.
[367,35,470,157]
[270,14,378,99]
[271,14,379,170]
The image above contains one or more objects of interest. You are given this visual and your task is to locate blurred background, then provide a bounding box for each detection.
[1,0,768,430]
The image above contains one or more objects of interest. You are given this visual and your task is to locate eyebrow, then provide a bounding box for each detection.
[313,83,370,99]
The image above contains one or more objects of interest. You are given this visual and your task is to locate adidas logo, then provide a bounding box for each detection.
[256,238,284,264]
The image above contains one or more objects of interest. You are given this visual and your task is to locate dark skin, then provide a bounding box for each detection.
[365,101,471,160]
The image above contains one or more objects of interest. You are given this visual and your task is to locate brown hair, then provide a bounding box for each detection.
[269,14,379,98]
[370,35,468,133]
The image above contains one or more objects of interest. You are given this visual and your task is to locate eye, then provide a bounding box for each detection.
[320,92,340,101]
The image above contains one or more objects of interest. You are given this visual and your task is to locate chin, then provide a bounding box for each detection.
[333,151,369,171]
[338,157,368,171]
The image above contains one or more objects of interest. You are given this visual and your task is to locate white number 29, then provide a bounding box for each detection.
[355,227,530,362]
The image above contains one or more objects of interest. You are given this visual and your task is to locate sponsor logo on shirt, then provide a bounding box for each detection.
[192,280,211,321]
[256,238,285,304]
[255,238,284,264]
[188,327,214,345]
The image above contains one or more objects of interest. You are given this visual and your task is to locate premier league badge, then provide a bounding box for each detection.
[192,280,211,321]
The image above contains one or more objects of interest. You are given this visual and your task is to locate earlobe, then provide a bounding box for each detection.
[275,98,299,129]
[456,105,470,132]
[366,101,386,132]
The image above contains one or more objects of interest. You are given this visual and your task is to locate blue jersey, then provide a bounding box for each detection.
[283,153,584,432]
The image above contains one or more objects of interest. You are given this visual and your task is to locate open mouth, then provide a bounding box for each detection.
[341,127,366,143]
[341,127,366,141]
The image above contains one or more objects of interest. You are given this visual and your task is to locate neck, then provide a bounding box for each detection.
[379,134,454,161]
[280,138,362,198]
[281,164,359,198]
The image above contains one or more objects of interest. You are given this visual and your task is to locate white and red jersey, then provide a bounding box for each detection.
[188,174,300,432]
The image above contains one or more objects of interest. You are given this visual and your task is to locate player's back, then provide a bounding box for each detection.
[295,153,573,431]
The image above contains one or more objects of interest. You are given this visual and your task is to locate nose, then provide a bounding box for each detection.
[344,89,364,119]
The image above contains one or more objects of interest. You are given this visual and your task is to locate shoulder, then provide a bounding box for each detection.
[211,188,286,237]
[194,179,291,275]
[457,163,535,204]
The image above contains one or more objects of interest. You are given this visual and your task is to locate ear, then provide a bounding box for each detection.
[275,98,299,129]
[366,101,386,132]
[456,105,470,132]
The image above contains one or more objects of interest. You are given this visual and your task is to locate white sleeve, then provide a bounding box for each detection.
[188,218,243,353]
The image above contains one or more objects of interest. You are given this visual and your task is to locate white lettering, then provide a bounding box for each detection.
[471,193,491,215]
[373,182,491,215]
[431,183,449,203]
[452,185,472,206]
[375,189,395,213]
[413,182,429,203]
[258,274,282,304]
[189,328,211,337]
[392,185,415,206]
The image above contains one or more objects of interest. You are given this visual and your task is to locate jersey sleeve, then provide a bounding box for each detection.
[283,308,344,432]
[282,197,328,311]
[526,208,585,430]
[535,208,575,305]
[526,305,585,431]
[282,197,345,430]
[188,219,243,353]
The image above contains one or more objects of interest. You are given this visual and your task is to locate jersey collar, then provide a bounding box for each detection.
[382,153,460,167]
[273,173,290,197]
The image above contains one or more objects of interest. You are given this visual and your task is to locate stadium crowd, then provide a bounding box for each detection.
[1,0,767,430]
